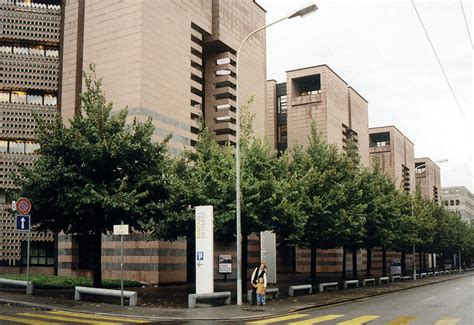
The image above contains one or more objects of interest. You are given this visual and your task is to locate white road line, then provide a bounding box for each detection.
[453,288,461,292]
[423,296,436,302]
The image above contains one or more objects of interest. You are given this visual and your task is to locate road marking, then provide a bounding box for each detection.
[289,314,344,324]
[452,288,460,292]
[423,296,436,302]
[246,314,308,324]
[48,310,151,323]
[337,315,381,325]
[434,318,461,325]
[0,315,54,325]
[18,312,121,324]
[386,316,416,325]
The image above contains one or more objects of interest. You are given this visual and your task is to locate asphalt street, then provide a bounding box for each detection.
[239,274,474,325]
[0,275,472,324]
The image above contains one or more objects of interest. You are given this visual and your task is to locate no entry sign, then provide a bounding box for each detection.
[16,197,32,215]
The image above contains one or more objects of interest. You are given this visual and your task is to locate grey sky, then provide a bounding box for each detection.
[257,0,473,192]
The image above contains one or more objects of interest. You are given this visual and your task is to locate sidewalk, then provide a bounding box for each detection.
[0,272,472,321]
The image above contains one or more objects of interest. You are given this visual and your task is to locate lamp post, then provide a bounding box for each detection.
[412,159,447,280]
[235,3,317,306]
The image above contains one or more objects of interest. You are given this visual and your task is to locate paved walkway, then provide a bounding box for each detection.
[0,272,471,321]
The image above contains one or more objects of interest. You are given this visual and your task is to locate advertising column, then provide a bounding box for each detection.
[195,206,214,294]
[260,231,277,284]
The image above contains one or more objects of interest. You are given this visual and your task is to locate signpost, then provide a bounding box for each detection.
[15,197,32,296]
[218,255,232,281]
[195,206,214,294]
[113,223,129,306]
[260,231,277,283]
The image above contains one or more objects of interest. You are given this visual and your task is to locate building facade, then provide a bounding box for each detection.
[265,65,370,167]
[1,0,267,283]
[0,0,60,273]
[442,186,474,224]
[369,126,415,193]
[57,0,267,284]
[61,0,266,152]
[415,157,441,204]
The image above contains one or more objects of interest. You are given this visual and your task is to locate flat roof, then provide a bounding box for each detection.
[253,0,267,12]
[369,125,415,145]
[414,157,441,169]
[286,64,349,86]
[348,86,368,104]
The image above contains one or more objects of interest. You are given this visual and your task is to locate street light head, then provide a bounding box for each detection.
[288,3,318,19]
[435,159,448,164]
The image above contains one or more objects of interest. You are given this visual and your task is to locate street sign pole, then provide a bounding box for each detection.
[26,228,31,295]
[121,222,124,307]
[113,223,129,307]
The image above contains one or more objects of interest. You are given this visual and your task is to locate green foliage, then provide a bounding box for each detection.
[0,274,140,289]
[17,65,172,235]
[289,123,366,249]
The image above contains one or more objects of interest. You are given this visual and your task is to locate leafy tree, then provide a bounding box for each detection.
[18,66,172,287]
[290,124,366,280]
[359,161,400,276]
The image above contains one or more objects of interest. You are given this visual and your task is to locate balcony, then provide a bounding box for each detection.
[0,0,61,43]
[369,144,391,153]
[291,92,324,107]
[1,52,59,91]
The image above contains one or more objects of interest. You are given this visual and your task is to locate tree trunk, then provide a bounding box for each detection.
[451,254,455,270]
[418,251,422,272]
[431,252,435,272]
[342,247,347,279]
[352,248,358,279]
[186,237,196,283]
[401,250,406,275]
[310,246,317,280]
[441,253,446,271]
[366,248,372,276]
[92,231,102,288]
[382,247,387,277]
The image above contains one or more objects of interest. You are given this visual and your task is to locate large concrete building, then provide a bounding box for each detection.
[0,0,60,273]
[442,186,474,224]
[266,65,370,167]
[415,157,441,204]
[0,0,267,283]
[61,0,266,152]
[369,126,415,193]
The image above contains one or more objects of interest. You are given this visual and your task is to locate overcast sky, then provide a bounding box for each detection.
[257,0,473,192]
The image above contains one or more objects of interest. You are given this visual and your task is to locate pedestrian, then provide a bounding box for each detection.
[250,262,267,305]
[253,277,266,306]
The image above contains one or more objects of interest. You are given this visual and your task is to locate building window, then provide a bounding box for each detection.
[456,200,460,205]
[21,241,55,266]
[293,74,321,96]
[0,91,10,102]
[369,132,390,147]
[277,95,287,114]
[11,91,27,104]
[450,200,454,206]
[278,125,288,144]
[444,200,448,206]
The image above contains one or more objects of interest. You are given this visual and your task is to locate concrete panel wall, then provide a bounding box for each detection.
[265,80,277,149]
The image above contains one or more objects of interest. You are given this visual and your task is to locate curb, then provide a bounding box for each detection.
[0,273,472,321]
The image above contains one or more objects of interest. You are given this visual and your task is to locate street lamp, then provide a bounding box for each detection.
[412,159,447,280]
[234,3,318,306]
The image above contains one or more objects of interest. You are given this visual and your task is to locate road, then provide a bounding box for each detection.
[0,305,153,324]
[0,275,472,324]
[242,275,473,325]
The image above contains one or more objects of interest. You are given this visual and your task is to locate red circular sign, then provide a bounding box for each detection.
[16,197,32,215]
